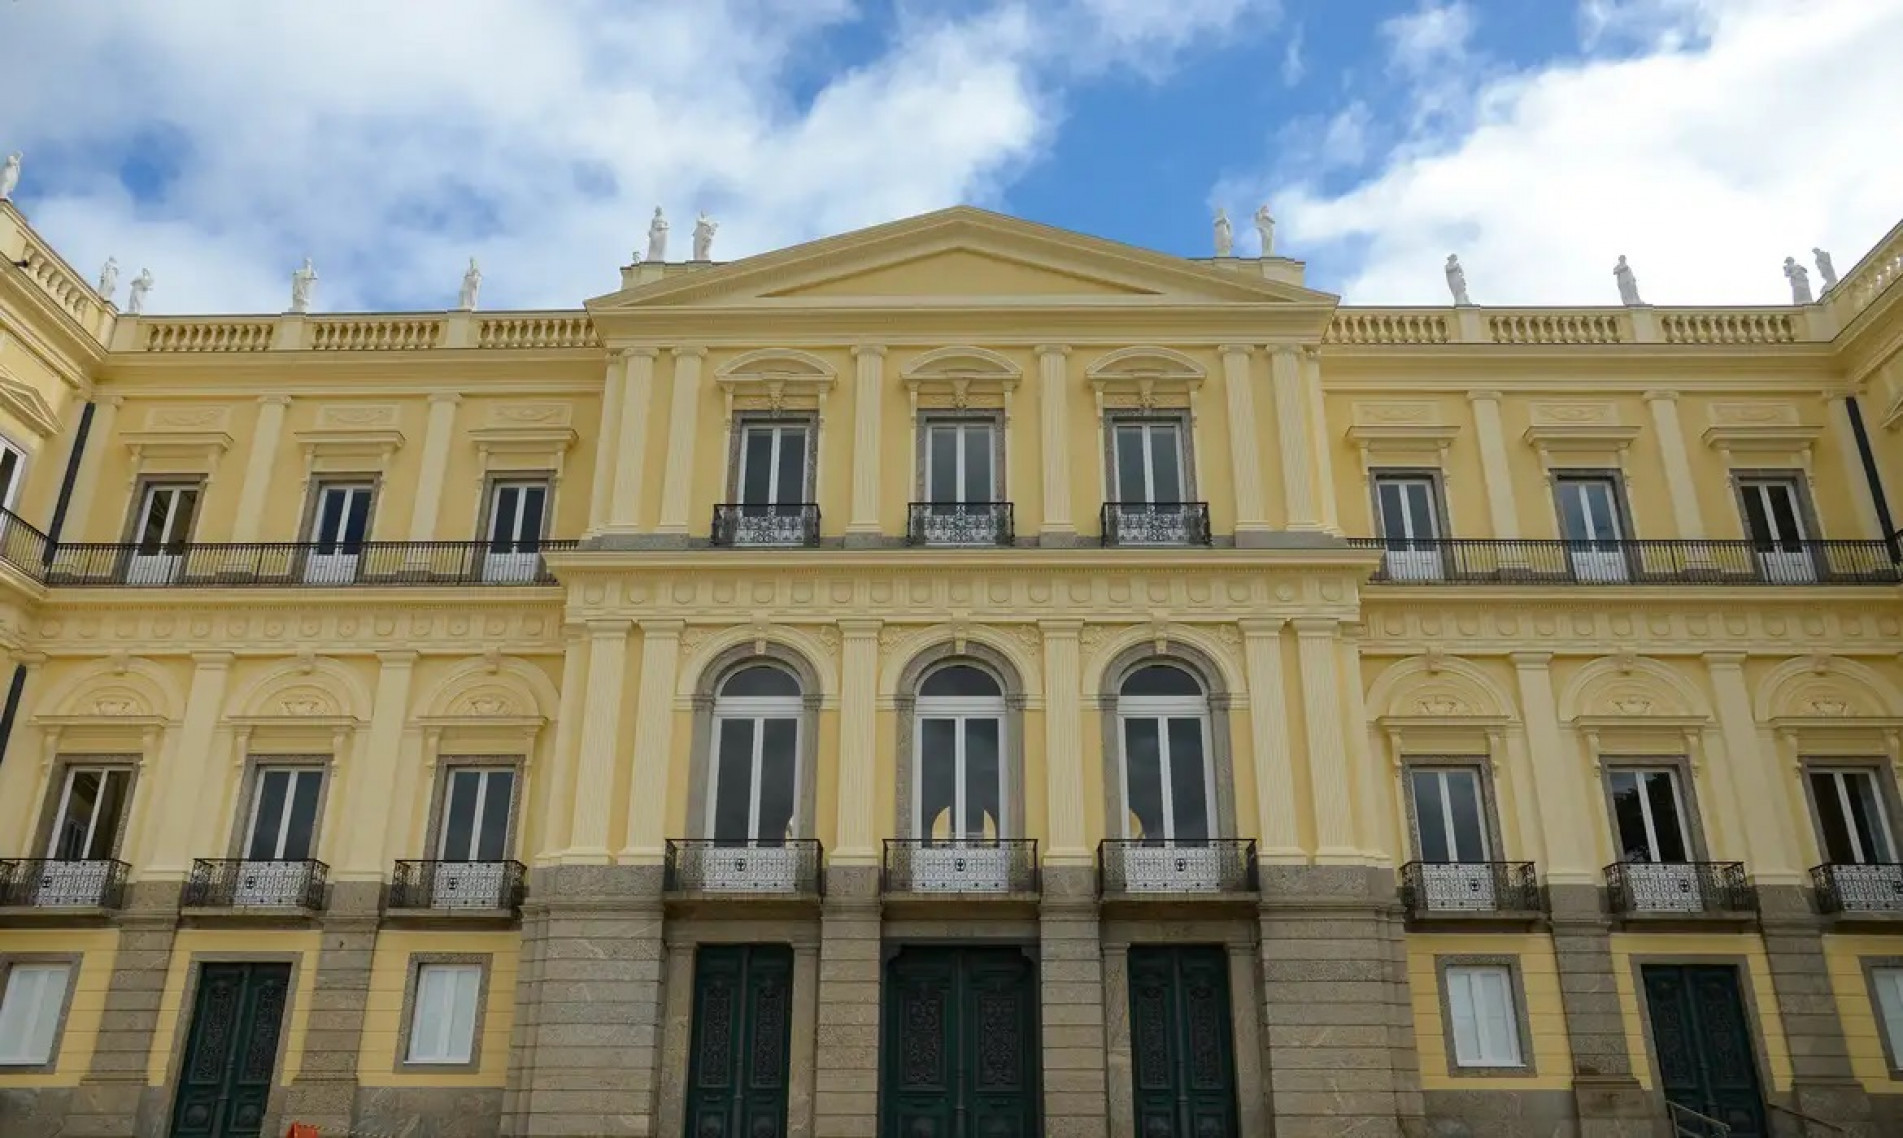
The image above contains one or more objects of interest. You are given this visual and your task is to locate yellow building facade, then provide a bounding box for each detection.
[0,199,1901,1138]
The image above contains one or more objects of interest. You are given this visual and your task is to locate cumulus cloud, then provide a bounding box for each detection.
[0,0,1271,313]
[1265,0,1903,305]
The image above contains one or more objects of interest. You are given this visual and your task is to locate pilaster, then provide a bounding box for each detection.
[1293,618,1355,860]
[847,345,886,540]
[404,391,462,542]
[148,651,234,878]
[282,882,381,1133]
[1040,864,1107,1138]
[1467,391,1522,539]
[532,628,586,864]
[605,347,658,533]
[1302,346,1341,533]
[1546,885,1650,1135]
[655,347,707,536]
[70,881,184,1138]
[1644,390,1706,538]
[229,394,291,542]
[1270,347,1321,530]
[1511,652,1595,882]
[1041,619,1088,863]
[337,651,417,879]
[587,351,630,533]
[620,620,682,862]
[834,619,881,865]
[565,619,630,862]
[1240,617,1302,860]
[1704,652,1802,883]
[1036,344,1075,540]
[1219,345,1269,542]
[813,865,882,1138]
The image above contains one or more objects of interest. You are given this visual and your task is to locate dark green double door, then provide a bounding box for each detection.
[169,963,292,1138]
[685,945,795,1138]
[882,946,1039,1138]
[1128,946,1240,1138]
[1641,964,1766,1138]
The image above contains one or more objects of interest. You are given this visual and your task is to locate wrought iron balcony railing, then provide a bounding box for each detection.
[1348,537,1899,585]
[184,858,328,910]
[0,506,52,582]
[906,502,1014,547]
[1100,502,1212,547]
[1605,860,1755,916]
[711,503,821,548]
[664,839,824,896]
[1098,839,1257,896]
[38,539,575,587]
[883,839,1038,895]
[1400,861,1542,915]
[0,858,129,908]
[1811,862,1903,914]
[390,860,526,912]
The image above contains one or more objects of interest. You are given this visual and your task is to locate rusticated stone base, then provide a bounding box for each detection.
[1571,1077,1657,1138]
[0,1087,73,1138]
[1422,1088,1580,1137]
[812,864,882,1138]
[1863,1093,1903,1138]
[1041,864,1108,1138]
[354,1085,504,1138]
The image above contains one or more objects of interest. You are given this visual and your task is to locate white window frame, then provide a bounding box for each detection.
[485,480,548,549]
[131,481,200,549]
[0,963,72,1066]
[1112,419,1189,505]
[0,437,26,514]
[436,767,516,863]
[406,962,482,1065]
[244,767,325,861]
[1445,963,1524,1069]
[1812,768,1898,865]
[46,765,133,860]
[735,422,812,506]
[1609,767,1692,863]
[1874,967,1903,1069]
[1410,767,1491,864]
[923,420,998,504]
[1116,692,1216,842]
[913,690,1008,842]
[707,692,804,843]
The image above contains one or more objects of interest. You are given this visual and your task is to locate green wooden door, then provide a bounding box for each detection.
[883,946,1039,1138]
[1128,946,1238,1138]
[1642,964,1767,1138]
[169,963,292,1138]
[684,944,795,1138]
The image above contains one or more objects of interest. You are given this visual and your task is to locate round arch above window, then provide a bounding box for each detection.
[1119,662,1205,699]
[920,663,1004,700]
[718,663,801,700]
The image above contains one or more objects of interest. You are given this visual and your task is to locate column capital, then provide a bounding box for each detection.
[839,619,883,638]
[1289,616,1339,638]
[427,391,463,406]
[850,343,886,360]
[1467,389,1503,404]
[1033,344,1070,359]
[614,346,660,361]
[1217,343,1256,358]
[1509,650,1554,669]
[585,617,634,637]
[1642,389,1679,403]
[256,393,293,407]
[189,651,237,668]
[1237,616,1287,638]
[375,650,420,667]
[1038,619,1084,637]
[639,618,687,637]
[1702,650,1749,669]
[671,346,706,361]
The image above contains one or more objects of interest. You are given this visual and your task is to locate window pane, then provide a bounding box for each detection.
[1403,482,1436,538]
[712,720,756,843]
[0,448,19,506]
[490,487,520,549]
[721,665,799,698]
[316,489,347,547]
[1609,772,1651,861]
[249,772,289,860]
[0,963,69,1064]
[1121,664,1201,697]
[1166,717,1209,840]
[1740,486,1773,547]
[409,964,480,1064]
[443,772,480,861]
[1123,718,1165,840]
[341,489,371,547]
[1448,966,1520,1067]
[1377,481,1408,544]
[1876,969,1903,1061]
[962,426,993,502]
[920,665,1000,698]
[1412,771,1451,863]
[282,772,322,861]
[1811,771,1858,863]
[741,430,775,504]
[1447,969,1482,1066]
[920,718,957,841]
[929,426,958,501]
[1845,772,1894,863]
[1767,484,1803,547]
[87,770,129,859]
[1115,427,1147,502]
[1447,771,1487,862]
[1149,427,1183,501]
[168,489,199,548]
[138,489,174,549]
[1557,483,1589,542]
[964,718,1001,840]
[1643,771,1688,861]
[756,718,797,844]
[53,771,100,860]
[475,772,514,861]
[516,486,546,547]
[775,429,807,504]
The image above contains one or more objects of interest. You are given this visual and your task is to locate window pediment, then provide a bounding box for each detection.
[900,347,1021,411]
[1086,347,1205,413]
[715,348,836,413]
[1701,402,1821,469]
[0,368,59,438]
[121,429,233,486]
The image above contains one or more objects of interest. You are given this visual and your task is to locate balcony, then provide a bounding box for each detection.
[389,860,526,915]
[1350,537,1899,585]
[664,839,824,897]
[907,502,1014,547]
[1811,862,1903,917]
[1605,860,1755,919]
[184,858,328,911]
[1100,502,1212,547]
[883,839,1038,896]
[36,539,575,587]
[1098,839,1257,898]
[0,858,128,910]
[711,504,821,548]
[1400,862,1543,923]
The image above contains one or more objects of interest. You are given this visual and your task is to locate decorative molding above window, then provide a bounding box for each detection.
[714,348,837,414]
[468,425,578,481]
[1084,346,1206,414]
[120,429,233,487]
[1345,422,1461,468]
[293,425,405,481]
[0,368,60,438]
[899,346,1021,412]
[1521,403,1640,468]
[1701,402,1821,471]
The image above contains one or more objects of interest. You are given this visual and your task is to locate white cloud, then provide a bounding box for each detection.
[1381,0,1477,78]
[1267,0,1903,305]
[0,0,1272,313]
[1281,22,1306,87]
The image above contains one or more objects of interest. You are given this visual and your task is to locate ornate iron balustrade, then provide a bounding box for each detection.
[1605,861,1755,916]
[390,860,526,912]
[1348,537,1899,585]
[38,539,574,587]
[664,839,824,896]
[906,502,1014,547]
[184,858,328,910]
[1811,862,1903,914]
[1100,502,1212,547]
[0,505,51,581]
[0,858,128,908]
[710,504,821,548]
[1098,839,1257,896]
[1400,861,1542,915]
[882,839,1038,895]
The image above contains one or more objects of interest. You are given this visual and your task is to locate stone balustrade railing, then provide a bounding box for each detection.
[2,205,115,341]
[1327,305,1820,346]
[308,315,445,351]
[1488,311,1624,344]
[478,313,599,349]
[1658,309,1798,345]
[1829,218,1903,326]
[144,320,276,353]
[1323,311,1451,345]
[120,310,600,353]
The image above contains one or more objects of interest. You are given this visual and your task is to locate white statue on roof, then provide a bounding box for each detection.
[458,257,482,310]
[1613,255,1643,306]
[128,269,154,315]
[646,207,669,263]
[1254,204,1275,256]
[1783,256,1813,305]
[1213,208,1233,257]
[0,153,19,201]
[693,212,717,261]
[290,257,318,313]
[1445,254,1472,306]
[97,257,119,300]
[1813,248,1838,291]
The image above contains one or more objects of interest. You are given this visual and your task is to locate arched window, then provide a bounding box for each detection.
[708,664,802,847]
[914,664,1006,845]
[1116,663,1213,844]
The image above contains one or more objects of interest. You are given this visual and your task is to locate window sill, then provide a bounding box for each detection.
[0,905,116,928]
[382,905,520,929]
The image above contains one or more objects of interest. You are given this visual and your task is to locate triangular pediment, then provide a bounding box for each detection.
[587,206,1337,311]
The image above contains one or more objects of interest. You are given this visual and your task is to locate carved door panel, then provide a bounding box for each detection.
[1641,965,1766,1138]
[882,946,1038,1138]
[1128,946,1238,1138]
[684,944,794,1138]
[169,963,292,1138]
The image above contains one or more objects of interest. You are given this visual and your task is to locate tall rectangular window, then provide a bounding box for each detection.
[1608,767,1691,863]
[437,768,515,862]
[47,767,132,860]
[1410,768,1489,863]
[0,440,25,512]
[1810,769,1897,864]
[1113,421,1187,504]
[1738,477,1815,582]
[1375,473,1444,579]
[1445,964,1523,1068]
[244,768,324,861]
[485,481,547,553]
[737,423,811,506]
[0,964,70,1065]
[1555,474,1628,581]
[407,963,481,1065]
[924,421,997,503]
[132,482,200,552]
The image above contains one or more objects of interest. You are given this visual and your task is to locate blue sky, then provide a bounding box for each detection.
[1,0,1899,313]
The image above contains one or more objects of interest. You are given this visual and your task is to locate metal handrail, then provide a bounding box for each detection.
[1399,861,1543,915]
[663,839,825,895]
[1809,862,1903,914]
[1605,860,1757,915]
[1766,1101,1850,1135]
[184,858,328,910]
[1097,838,1257,895]
[882,838,1039,894]
[42,539,574,587]
[1667,1101,1731,1137]
[905,501,1015,546]
[710,503,822,548]
[389,860,527,911]
[1099,501,1213,547]
[1348,536,1899,585]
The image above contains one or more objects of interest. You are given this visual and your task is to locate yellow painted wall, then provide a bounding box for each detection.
[0,928,118,1087]
[146,929,322,1086]
[1608,932,1792,1092]
[1407,933,1572,1090]
[1823,934,1903,1091]
[357,930,519,1086]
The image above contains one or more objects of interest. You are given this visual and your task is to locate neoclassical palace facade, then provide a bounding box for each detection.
[0,199,1901,1138]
